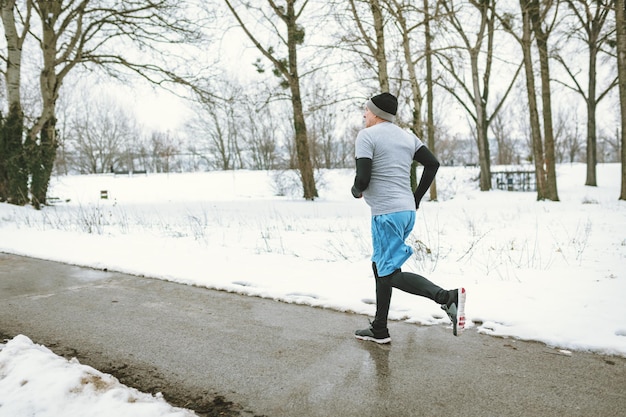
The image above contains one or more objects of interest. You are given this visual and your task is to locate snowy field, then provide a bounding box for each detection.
[1,163,625,415]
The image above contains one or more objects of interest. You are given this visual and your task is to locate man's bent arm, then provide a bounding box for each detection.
[413,147,440,209]
[351,157,372,198]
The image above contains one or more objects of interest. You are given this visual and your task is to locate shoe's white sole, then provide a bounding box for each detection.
[456,287,466,335]
[354,334,391,344]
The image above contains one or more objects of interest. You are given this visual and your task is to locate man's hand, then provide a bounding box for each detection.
[351,185,363,198]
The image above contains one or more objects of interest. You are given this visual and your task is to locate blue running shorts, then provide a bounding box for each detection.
[371,210,415,277]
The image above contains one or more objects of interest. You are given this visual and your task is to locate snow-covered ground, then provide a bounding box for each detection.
[0,335,195,417]
[1,163,625,415]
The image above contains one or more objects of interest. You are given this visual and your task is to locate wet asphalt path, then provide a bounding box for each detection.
[1,252,625,416]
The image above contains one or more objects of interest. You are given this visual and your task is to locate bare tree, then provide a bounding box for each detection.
[616,0,626,200]
[499,3,549,197]
[148,131,180,173]
[307,85,340,169]
[553,110,584,163]
[490,105,518,165]
[328,0,389,89]
[248,122,281,170]
[554,0,616,186]
[597,128,620,162]
[222,0,318,200]
[188,93,242,171]
[527,0,560,200]
[18,0,200,208]
[67,96,138,174]
[347,0,390,92]
[438,0,522,191]
[335,0,396,169]
[295,79,354,169]
[499,1,559,200]
[241,99,282,170]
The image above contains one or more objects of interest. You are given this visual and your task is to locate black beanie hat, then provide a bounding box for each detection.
[366,92,397,122]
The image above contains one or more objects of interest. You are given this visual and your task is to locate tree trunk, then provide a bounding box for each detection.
[529,0,559,201]
[441,0,496,191]
[0,115,5,202]
[470,48,492,191]
[28,118,58,209]
[291,82,317,199]
[286,1,317,200]
[533,34,560,200]
[0,0,28,205]
[586,61,598,186]
[616,0,626,200]
[586,25,599,186]
[520,0,548,200]
[27,0,61,208]
[1,104,28,205]
[424,0,437,201]
[370,0,389,92]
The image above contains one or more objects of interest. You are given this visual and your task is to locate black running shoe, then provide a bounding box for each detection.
[441,288,466,336]
[354,325,391,344]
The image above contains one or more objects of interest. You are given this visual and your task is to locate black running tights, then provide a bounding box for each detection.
[371,262,449,330]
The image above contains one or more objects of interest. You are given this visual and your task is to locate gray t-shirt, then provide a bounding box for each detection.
[355,122,424,215]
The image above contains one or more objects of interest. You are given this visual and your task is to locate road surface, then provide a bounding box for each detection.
[1,252,625,416]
